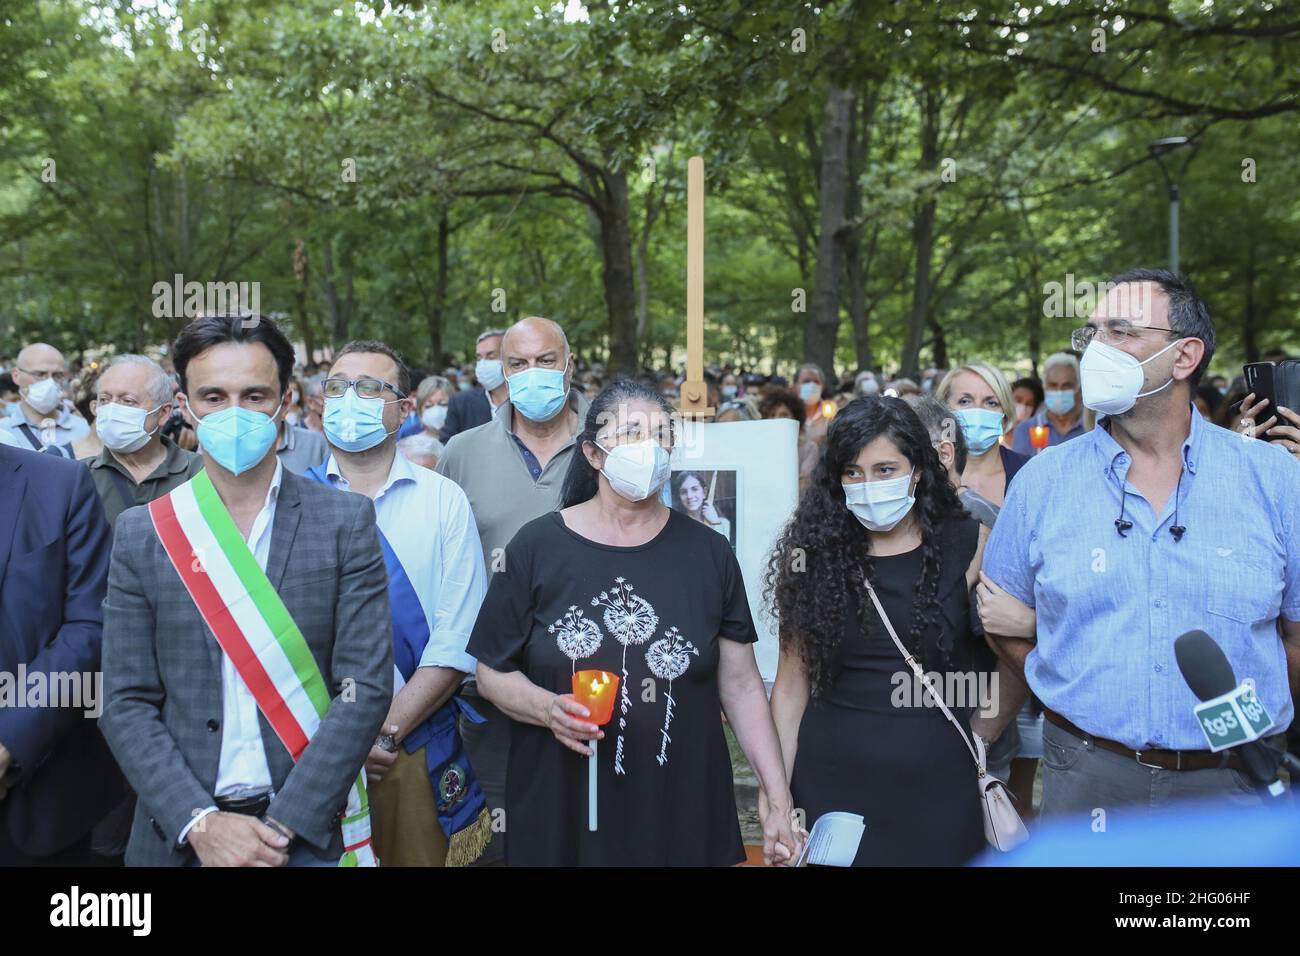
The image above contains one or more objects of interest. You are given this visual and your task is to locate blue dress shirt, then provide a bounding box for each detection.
[983,405,1300,750]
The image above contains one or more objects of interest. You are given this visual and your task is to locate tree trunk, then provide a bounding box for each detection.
[429,210,448,366]
[635,216,651,347]
[320,238,351,347]
[805,83,854,377]
[1027,305,1041,378]
[596,168,638,376]
[845,87,879,374]
[929,315,948,370]
[293,239,315,361]
[1015,202,1043,376]
[635,164,668,349]
[901,88,940,380]
[1243,234,1258,362]
[846,235,867,374]
[175,163,190,276]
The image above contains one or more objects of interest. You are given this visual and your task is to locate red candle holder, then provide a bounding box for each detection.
[1029,425,1050,453]
[572,670,619,726]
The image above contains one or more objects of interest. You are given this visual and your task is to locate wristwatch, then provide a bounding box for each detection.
[375,733,398,753]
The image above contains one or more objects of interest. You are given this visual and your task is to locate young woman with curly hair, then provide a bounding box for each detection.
[765,396,992,866]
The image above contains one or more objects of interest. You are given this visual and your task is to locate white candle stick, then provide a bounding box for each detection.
[589,736,598,831]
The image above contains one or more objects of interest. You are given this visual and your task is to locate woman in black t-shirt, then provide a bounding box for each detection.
[468,380,799,866]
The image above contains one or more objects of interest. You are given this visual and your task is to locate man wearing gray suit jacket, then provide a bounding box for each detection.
[100,314,393,867]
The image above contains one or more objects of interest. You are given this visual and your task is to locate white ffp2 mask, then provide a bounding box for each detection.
[1080,337,1182,416]
[597,439,672,502]
[24,378,63,416]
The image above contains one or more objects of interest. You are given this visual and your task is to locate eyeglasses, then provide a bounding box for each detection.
[596,429,674,447]
[595,421,675,446]
[18,367,67,384]
[1070,324,1178,351]
[322,377,405,400]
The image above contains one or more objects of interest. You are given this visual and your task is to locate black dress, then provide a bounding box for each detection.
[468,509,755,866]
[790,516,985,866]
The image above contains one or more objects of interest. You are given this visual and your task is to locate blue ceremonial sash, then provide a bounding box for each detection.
[305,463,489,860]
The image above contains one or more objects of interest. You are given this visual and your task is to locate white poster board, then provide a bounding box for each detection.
[667,418,800,683]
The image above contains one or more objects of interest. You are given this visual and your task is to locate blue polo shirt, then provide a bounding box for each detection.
[983,405,1300,750]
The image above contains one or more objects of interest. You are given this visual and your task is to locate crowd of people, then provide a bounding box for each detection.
[1,267,1298,867]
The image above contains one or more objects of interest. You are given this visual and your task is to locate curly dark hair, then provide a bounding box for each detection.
[758,387,806,425]
[764,396,968,697]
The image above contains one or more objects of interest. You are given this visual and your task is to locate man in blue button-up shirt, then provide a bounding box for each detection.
[316,341,489,865]
[983,269,1300,827]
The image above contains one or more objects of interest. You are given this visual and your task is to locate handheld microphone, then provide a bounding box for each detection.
[1173,630,1238,700]
[1174,629,1300,790]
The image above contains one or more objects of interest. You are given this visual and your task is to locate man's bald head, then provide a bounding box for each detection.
[500,316,573,395]
[12,342,69,419]
[501,316,570,368]
[16,343,66,372]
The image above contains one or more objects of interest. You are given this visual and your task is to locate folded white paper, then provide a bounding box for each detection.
[797,811,865,867]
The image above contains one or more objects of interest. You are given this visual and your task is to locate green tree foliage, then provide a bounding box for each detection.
[1,0,1295,379]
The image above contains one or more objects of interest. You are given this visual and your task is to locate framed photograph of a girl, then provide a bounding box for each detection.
[667,469,738,551]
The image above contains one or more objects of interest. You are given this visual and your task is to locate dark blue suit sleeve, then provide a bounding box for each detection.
[439,391,466,443]
[0,464,111,772]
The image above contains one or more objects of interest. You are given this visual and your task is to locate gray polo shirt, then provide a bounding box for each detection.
[276,423,329,475]
[436,389,589,567]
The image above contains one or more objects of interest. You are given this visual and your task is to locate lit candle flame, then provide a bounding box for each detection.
[590,677,601,694]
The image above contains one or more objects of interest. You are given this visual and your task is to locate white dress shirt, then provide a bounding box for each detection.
[179,461,282,844]
[324,449,486,693]
[213,461,282,795]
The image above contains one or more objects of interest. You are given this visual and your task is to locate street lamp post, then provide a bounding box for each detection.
[1148,136,1197,275]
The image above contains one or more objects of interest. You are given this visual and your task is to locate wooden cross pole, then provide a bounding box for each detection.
[678,155,714,419]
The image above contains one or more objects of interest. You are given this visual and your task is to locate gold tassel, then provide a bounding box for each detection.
[444,807,492,868]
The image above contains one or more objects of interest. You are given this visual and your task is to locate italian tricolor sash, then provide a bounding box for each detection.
[148,470,376,867]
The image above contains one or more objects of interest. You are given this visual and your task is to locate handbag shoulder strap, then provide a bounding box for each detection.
[863,576,986,773]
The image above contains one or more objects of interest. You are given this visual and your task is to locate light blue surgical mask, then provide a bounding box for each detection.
[954,407,1004,455]
[721,384,738,400]
[507,367,568,422]
[324,387,395,453]
[195,404,282,476]
[799,381,821,404]
[1043,389,1076,415]
[843,469,916,532]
